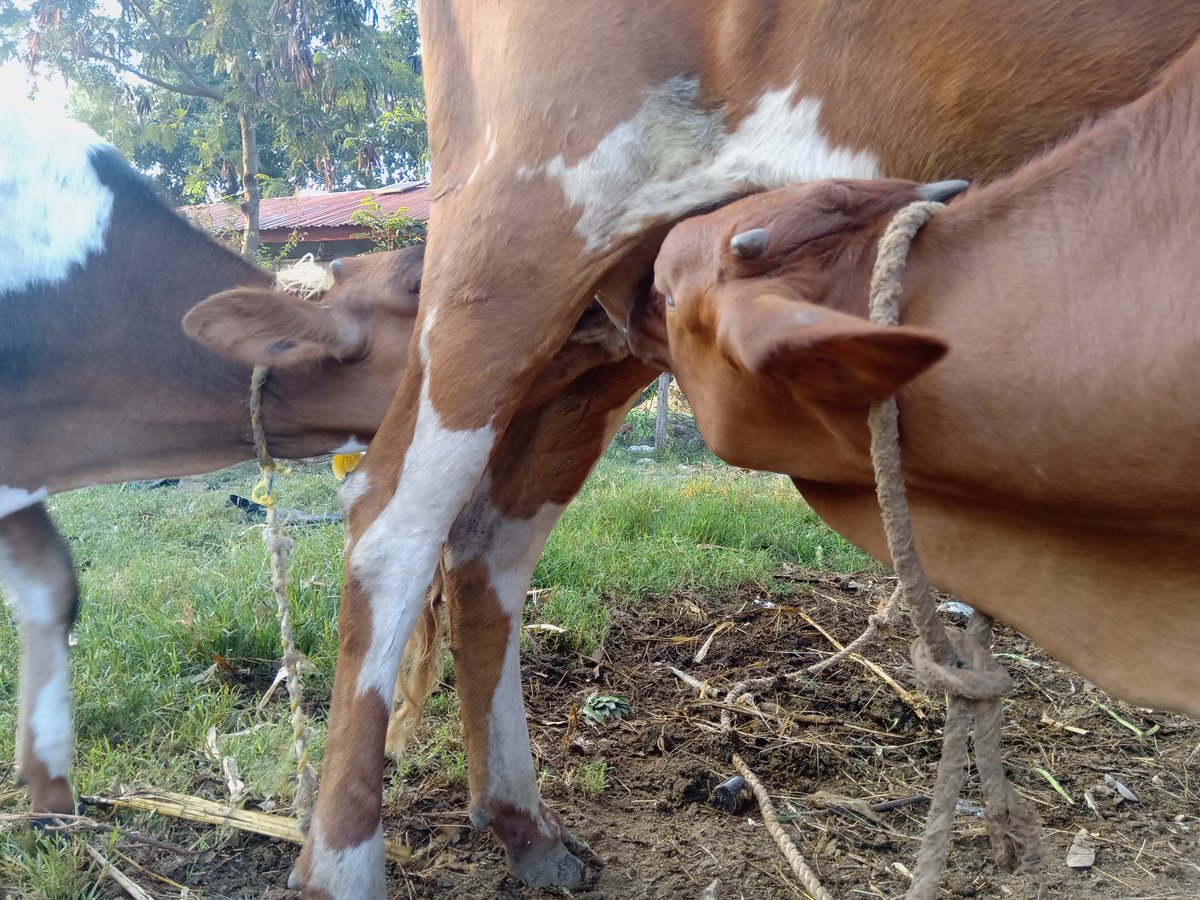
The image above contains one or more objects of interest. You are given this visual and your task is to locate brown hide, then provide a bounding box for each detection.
[637,40,1200,717]
[292,3,1200,893]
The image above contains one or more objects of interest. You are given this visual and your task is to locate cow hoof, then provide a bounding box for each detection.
[563,829,603,869]
[28,779,77,828]
[511,838,593,889]
[286,867,338,900]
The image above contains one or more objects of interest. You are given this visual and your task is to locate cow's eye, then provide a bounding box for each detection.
[665,294,675,309]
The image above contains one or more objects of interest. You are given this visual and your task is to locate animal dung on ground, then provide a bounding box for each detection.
[710,775,753,815]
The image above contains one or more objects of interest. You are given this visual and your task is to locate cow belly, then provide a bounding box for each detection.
[798,484,1200,717]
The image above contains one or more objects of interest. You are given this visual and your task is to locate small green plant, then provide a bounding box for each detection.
[351,197,426,252]
[577,760,609,798]
[253,227,303,271]
[579,693,632,725]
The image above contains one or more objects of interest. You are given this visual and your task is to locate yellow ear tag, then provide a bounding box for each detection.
[251,469,277,508]
[332,452,364,480]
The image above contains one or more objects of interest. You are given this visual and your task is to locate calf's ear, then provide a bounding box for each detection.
[717,293,947,403]
[183,287,367,369]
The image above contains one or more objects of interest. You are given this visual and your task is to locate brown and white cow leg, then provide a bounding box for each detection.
[0,503,79,816]
[444,358,658,887]
[293,287,597,898]
[442,491,582,886]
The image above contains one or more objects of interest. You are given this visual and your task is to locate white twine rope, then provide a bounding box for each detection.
[249,366,317,834]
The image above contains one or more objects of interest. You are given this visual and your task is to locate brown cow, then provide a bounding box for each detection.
[292,3,1200,896]
[0,105,424,818]
[631,41,1200,720]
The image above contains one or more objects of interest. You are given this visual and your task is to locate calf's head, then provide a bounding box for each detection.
[182,243,425,454]
[632,180,959,474]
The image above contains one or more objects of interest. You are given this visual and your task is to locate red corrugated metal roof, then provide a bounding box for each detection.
[179,181,430,235]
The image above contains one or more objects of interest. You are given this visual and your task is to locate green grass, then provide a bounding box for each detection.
[575,760,609,798]
[535,457,869,647]
[0,440,873,892]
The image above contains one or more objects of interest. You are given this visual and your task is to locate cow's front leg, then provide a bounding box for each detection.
[445,358,656,888]
[0,502,79,817]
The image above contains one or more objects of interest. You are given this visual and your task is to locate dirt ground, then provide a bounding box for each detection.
[92,573,1198,899]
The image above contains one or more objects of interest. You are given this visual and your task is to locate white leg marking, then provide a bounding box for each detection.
[0,102,114,295]
[350,311,496,701]
[524,77,883,251]
[0,486,49,520]
[30,648,72,778]
[447,490,565,816]
[474,398,641,815]
[0,530,75,782]
[301,821,386,899]
[0,533,56,626]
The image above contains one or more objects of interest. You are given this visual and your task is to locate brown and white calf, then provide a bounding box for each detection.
[631,36,1200,720]
[292,2,1200,895]
[0,104,424,817]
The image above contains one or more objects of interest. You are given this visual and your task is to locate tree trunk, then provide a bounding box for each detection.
[654,372,672,452]
[239,109,261,259]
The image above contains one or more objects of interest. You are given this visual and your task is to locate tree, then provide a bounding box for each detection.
[350,196,425,252]
[654,373,672,452]
[6,0,425,255]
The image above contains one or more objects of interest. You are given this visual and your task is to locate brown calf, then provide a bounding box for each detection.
[633,40,1200,719]
[292,2,1200,896]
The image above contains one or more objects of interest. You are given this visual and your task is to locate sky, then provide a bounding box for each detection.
[0,57,70,114]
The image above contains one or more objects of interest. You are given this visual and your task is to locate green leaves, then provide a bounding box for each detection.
[579,693,633,726]
[350,196,426,252]
[14,0,426,206]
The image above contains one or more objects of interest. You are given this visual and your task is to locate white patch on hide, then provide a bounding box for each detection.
[526,77,883,251]
[331,437,369,454]
[466,122,498,189]
[299,820,386,900]
[0,101,114,295]
[0,486,49,520]
[350,309,495,701]
[31,650,72,778]
[337,469,372,519]
[0,533,56,627]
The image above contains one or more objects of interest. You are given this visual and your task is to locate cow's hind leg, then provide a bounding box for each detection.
[293,285,599,899]
[445,358,656,887]
[0,503,78,816]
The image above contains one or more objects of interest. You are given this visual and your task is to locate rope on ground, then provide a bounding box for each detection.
[250,364,317,835]
[865,201,1043,899]
[732,754,834,900]
[720,585,901,731]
